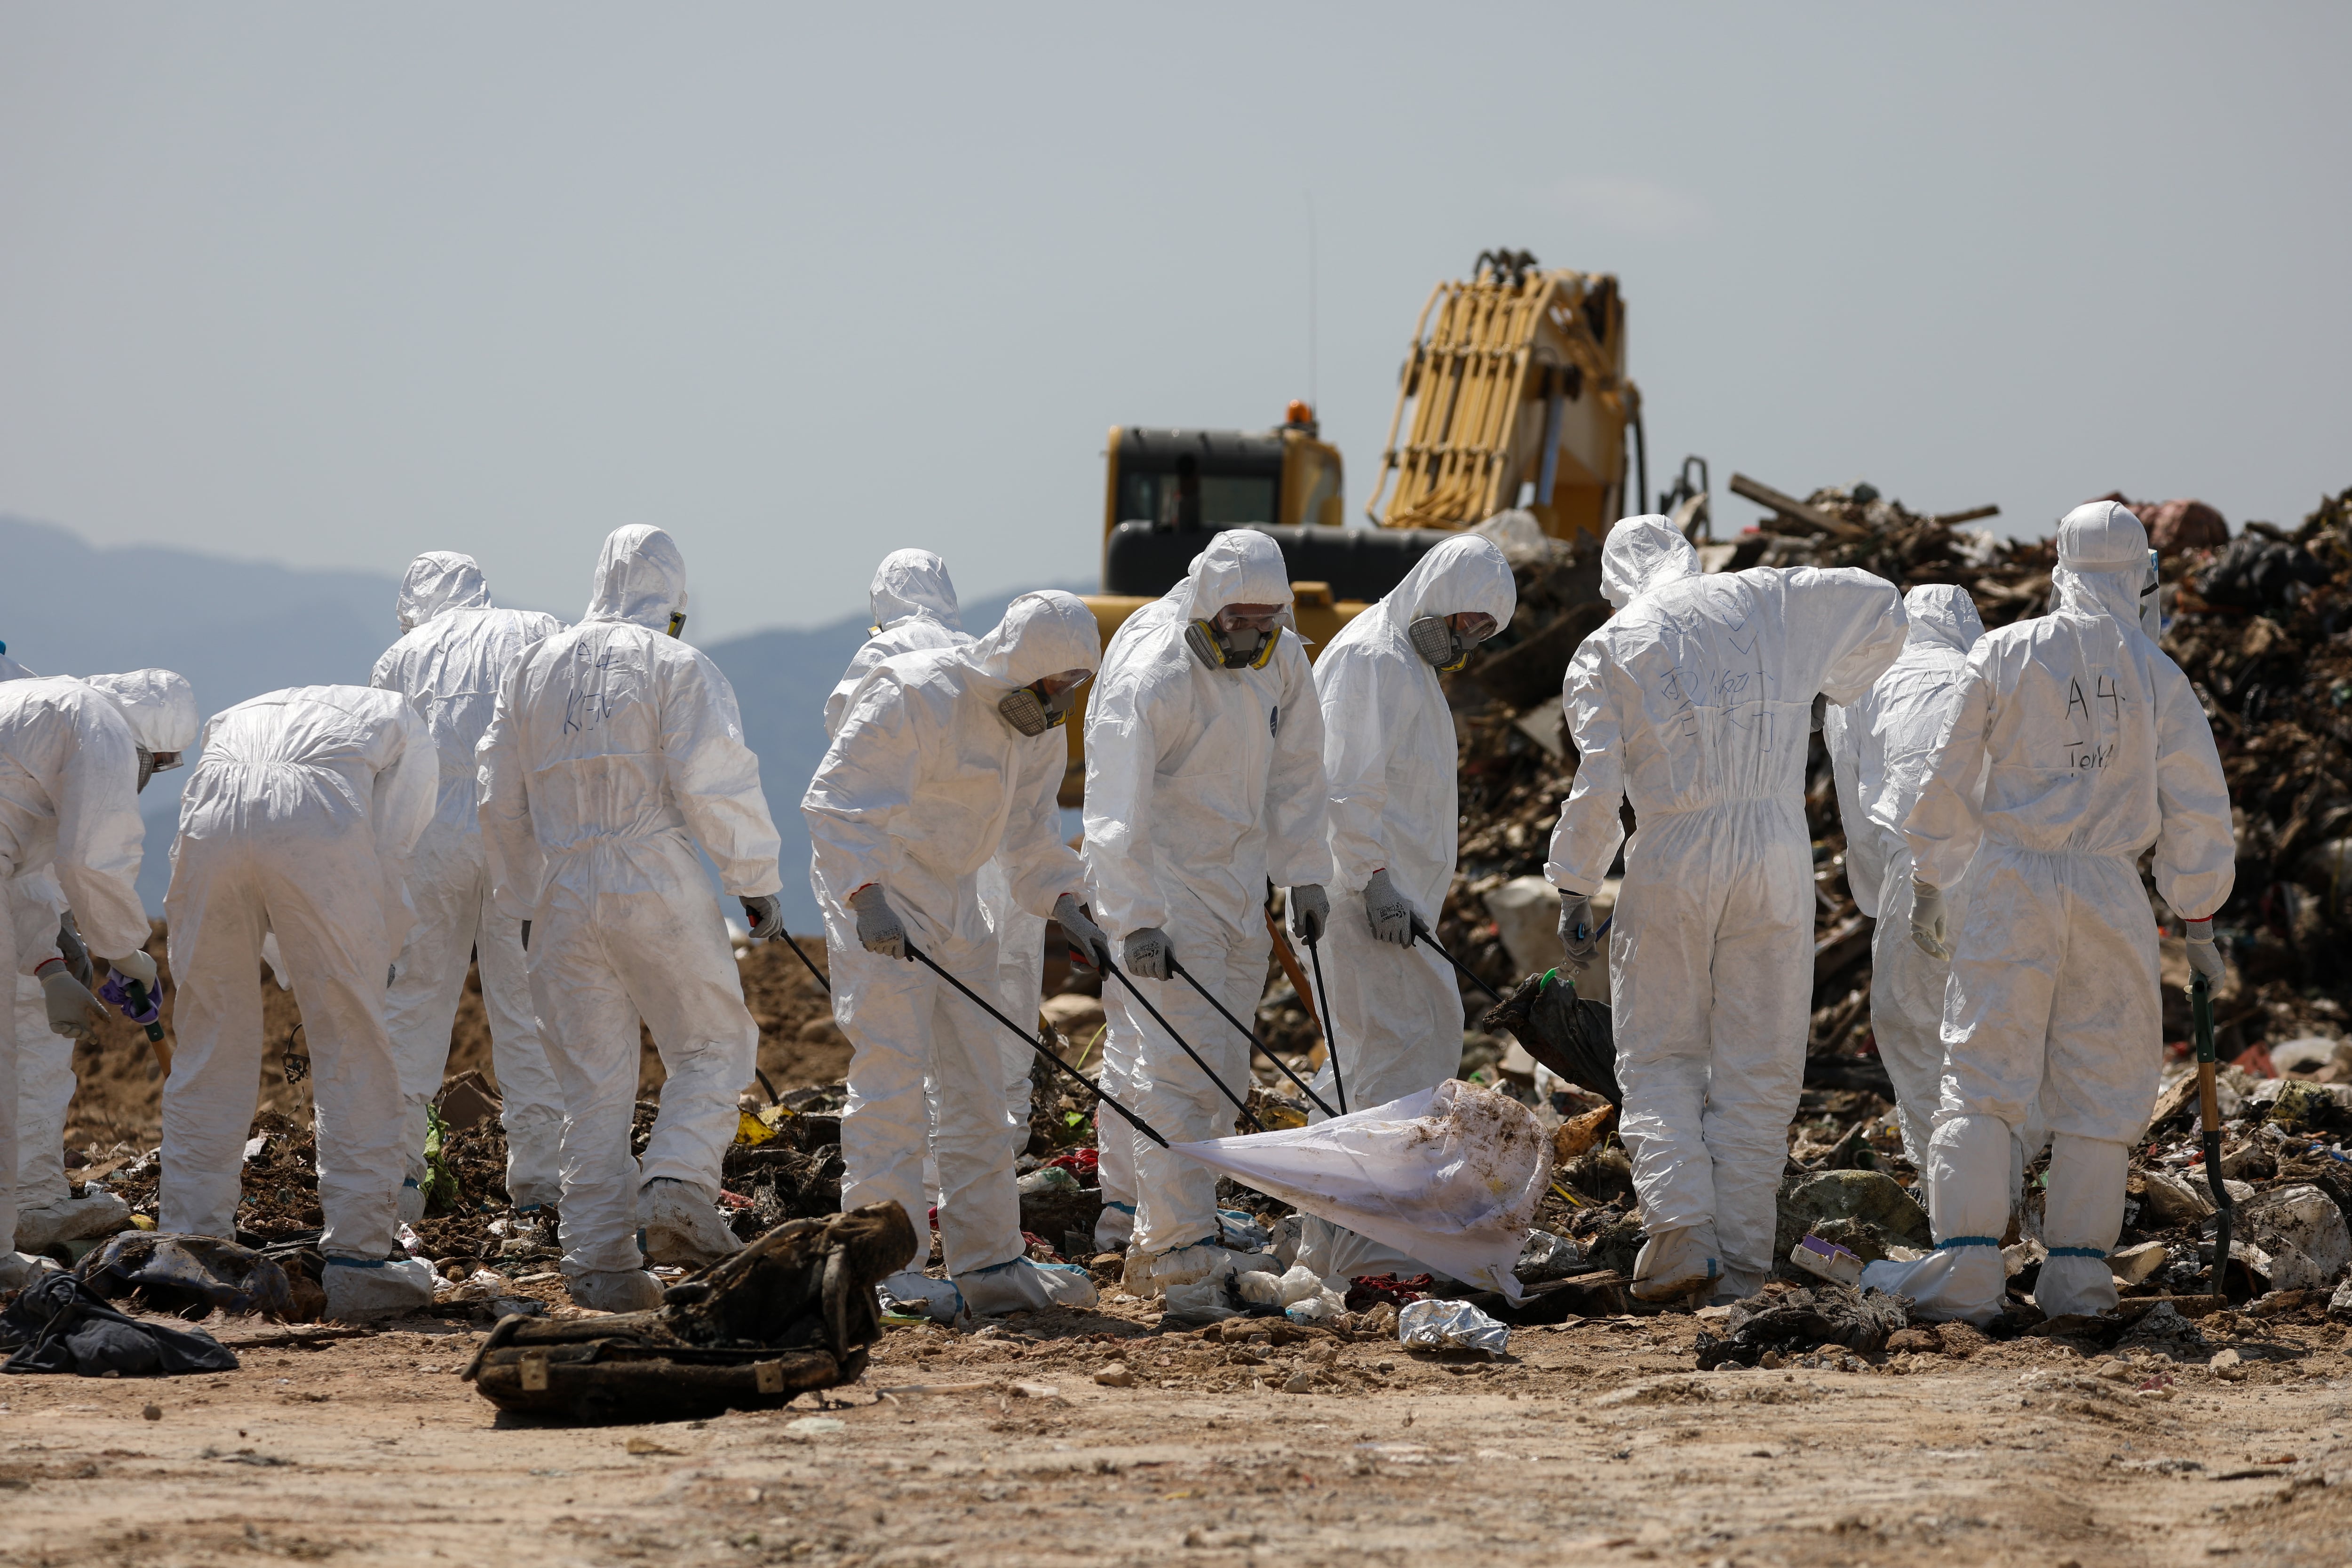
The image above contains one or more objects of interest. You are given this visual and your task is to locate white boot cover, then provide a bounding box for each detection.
[1631,1222,1720,1302]
[1859,1113,2010,1324]
[322,1256,438,1322]
[13,1187,132,1252]
[638,1178,745,1266]
[568,1268,666,1313]
[2036,1133,2127,1320]
[957,1257,1099,1315]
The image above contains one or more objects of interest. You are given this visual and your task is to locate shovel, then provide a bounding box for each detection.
[2191,973,2234,1301]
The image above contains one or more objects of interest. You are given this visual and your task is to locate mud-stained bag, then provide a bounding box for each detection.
[1171,1081,1552,1301]
[462,1202,915,1423]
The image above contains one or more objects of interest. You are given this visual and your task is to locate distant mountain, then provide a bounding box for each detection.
[0,515,1077,928]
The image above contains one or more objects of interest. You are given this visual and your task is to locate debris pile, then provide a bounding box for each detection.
[1425,478,2352,1321]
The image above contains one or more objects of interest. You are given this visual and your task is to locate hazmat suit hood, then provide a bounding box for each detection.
[584,525,690,631]
[2051,501,2150,626]
[1901,583,1985,656]
[1383,533,1518,635]
[395,552,493,632]
[869,549,962,634]
[1600,515,1702,609]
[964,591,1102,689]
[80,669,199,756]
[1173,531,1294,623]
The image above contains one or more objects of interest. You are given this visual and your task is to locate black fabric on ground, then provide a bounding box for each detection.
[0,1273,240,1376]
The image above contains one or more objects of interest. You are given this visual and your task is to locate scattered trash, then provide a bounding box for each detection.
[76,1233,296,1321]
[1788,1234,1866,1288]
[1692,1284,1911,1370]
[1396,1298,1510,1357]
[2236,1185,2352,1293]
[1514,1230,1586,1285]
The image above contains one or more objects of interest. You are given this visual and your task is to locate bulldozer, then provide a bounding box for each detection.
[1059,249,1658,804]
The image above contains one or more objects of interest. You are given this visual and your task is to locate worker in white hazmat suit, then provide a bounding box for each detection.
[1547,515,1906,1304]
[1861,502,2234,1324]
[817,551,1039,1170]
[161,685,435,1319]
[479,525,786,1313]
[0,647,65,1258]
[13,672,197,1252]
[1822,584,1992,1164]
[805,590,1111,1318]
[1084,531,1334,1282]
[0,675,182,1285]
[371,553,565,1225]
[1297,533,1517,1282]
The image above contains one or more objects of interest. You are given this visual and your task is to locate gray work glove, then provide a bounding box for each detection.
[741,894,783,940]
[849,884,908,961]
[1052,893,1113,972]
[1287,883,1330,943]
[1558,889,1599,969]
[1909,878,1950,961]
[2184,917,2226,986]
[38,962,103,1041]
[1122,926,1173,981]
[1361,868,1420,948]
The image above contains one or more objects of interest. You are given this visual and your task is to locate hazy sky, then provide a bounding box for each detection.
[4,4,2346,640]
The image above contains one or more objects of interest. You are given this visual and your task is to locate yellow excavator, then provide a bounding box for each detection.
[1060,250,1651,803]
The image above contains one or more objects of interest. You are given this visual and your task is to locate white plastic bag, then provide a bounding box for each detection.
[1397,1298,1509,1355]
[1170,1081,1552,1300]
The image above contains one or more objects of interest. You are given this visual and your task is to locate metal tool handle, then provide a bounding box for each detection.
[1412,922,1506,1004]
[2192,973,2232,1300]
[1165,956,1335,1119]
[906,941,1170,1148]
[1100,962,1265,1134]
[1303,932,1345,1115]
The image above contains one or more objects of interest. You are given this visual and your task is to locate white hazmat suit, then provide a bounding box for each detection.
[817,551,1040,1173]
[1862,503,2234,1323]
[1084,531,1334,1267]
[162,685,438,1319]
[1823,584,1989,1163]
[1299,533,1517,1281]
[0,677,165,1287]
[805,590,1104,1317]
[13,671,198,1251]
[372,553,565,1219]
[1547,516,1905,1302]
[479,526,784,1311]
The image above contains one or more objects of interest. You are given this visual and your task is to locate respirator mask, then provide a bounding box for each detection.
[1184,614,1282,671]
[135,747,184,795]
[667,611,688,639]
[999,674,1089,738]
[1406,613,1493,674]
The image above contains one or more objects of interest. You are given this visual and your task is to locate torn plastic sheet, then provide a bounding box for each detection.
[1170,1080,1551,1301]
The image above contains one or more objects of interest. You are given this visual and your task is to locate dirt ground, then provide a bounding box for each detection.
[5,1296,2352,1568]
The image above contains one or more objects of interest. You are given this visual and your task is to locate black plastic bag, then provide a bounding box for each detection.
[0,1273,239,1377]
[1480,970,1621,1106]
